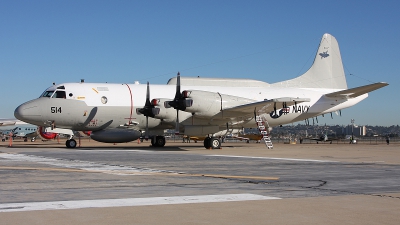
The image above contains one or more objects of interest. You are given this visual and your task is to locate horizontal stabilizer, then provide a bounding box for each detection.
[325,82,388,98]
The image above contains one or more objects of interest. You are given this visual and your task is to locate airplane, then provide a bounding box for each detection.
[0,118,73,142]
[232,128,263,143]
[14,33,388,149]
[306,133,338,144]
[185,129,241,143]
[234,134,263,143]
[1,119,37,141]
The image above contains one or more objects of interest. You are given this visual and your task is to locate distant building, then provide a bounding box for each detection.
[336,125,366,137]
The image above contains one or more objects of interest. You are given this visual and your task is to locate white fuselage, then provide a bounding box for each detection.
[14,82,367,134]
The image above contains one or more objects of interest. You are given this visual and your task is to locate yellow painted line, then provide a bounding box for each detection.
[0,166,279,180]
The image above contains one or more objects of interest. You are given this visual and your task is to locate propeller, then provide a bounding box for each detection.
[167,72,187,134]
[137,82,159,139]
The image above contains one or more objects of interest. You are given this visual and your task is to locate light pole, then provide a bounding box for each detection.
[351,119,355,143]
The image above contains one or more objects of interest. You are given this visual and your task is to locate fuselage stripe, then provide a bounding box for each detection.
[124,84,133,125]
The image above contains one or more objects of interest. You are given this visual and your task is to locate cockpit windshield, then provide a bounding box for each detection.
[40,90,66,99]
[41,91,54,98]
[53,90,66,99]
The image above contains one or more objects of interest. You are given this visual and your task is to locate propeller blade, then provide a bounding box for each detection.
[176,72,181,97]
[145,116,149,140]
[145,82,151,106]
[175,109,180,134]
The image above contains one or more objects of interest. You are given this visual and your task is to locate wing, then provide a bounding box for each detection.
[219,97,311,118]
[0,119,18,126]
[0,119,27,126]
[325,82,388,98]
[234,136,250,141]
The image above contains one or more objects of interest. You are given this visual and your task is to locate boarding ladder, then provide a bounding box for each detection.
[255,116,273,149]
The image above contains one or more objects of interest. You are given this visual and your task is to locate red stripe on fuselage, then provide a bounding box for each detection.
[124,84,134,125]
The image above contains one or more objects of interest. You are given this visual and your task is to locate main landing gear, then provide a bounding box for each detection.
[203,137,221,149]
[66,139,77,148]
[151,136,166,147]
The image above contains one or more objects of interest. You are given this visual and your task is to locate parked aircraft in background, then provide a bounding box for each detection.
[0,118,74,142]
[14,33,388,149]
[234,133,263,143]
[1,119,37,141]
[306,133,339,144]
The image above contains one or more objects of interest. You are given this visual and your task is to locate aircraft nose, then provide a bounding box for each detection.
[14,100,42,125]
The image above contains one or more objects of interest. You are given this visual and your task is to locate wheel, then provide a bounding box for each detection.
[66,139,77,148]
[155,136,166,147]
[204,137,211,149]
[210,137,221,149]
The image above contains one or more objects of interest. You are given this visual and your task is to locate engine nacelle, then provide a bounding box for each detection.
[91,129,141,143]
[151,98,178,122]
[183,90,254,117]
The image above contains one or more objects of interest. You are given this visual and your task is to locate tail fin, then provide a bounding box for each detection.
[272,33,347,89]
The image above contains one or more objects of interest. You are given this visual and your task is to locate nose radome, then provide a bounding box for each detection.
[14,100,42,125]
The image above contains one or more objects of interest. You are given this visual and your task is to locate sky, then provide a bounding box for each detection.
[0,0,399,126]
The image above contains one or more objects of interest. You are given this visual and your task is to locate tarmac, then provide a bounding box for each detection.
[0,139,399,224]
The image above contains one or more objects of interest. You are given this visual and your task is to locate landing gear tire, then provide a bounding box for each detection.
[151,136,166,147]
[155,136,166,147]
[204,137,211,149]
[210,137,221,149]
[66,139,77,148]
[204,137,221,149]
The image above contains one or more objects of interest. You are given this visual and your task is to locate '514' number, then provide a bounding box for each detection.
[51,107,62,113]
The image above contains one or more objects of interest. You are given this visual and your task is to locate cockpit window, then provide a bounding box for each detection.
[41,91,54,98]
[40,90,66,98]
[52,91,66,99]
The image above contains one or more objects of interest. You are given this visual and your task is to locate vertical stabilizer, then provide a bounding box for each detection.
[272,33,347,89]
